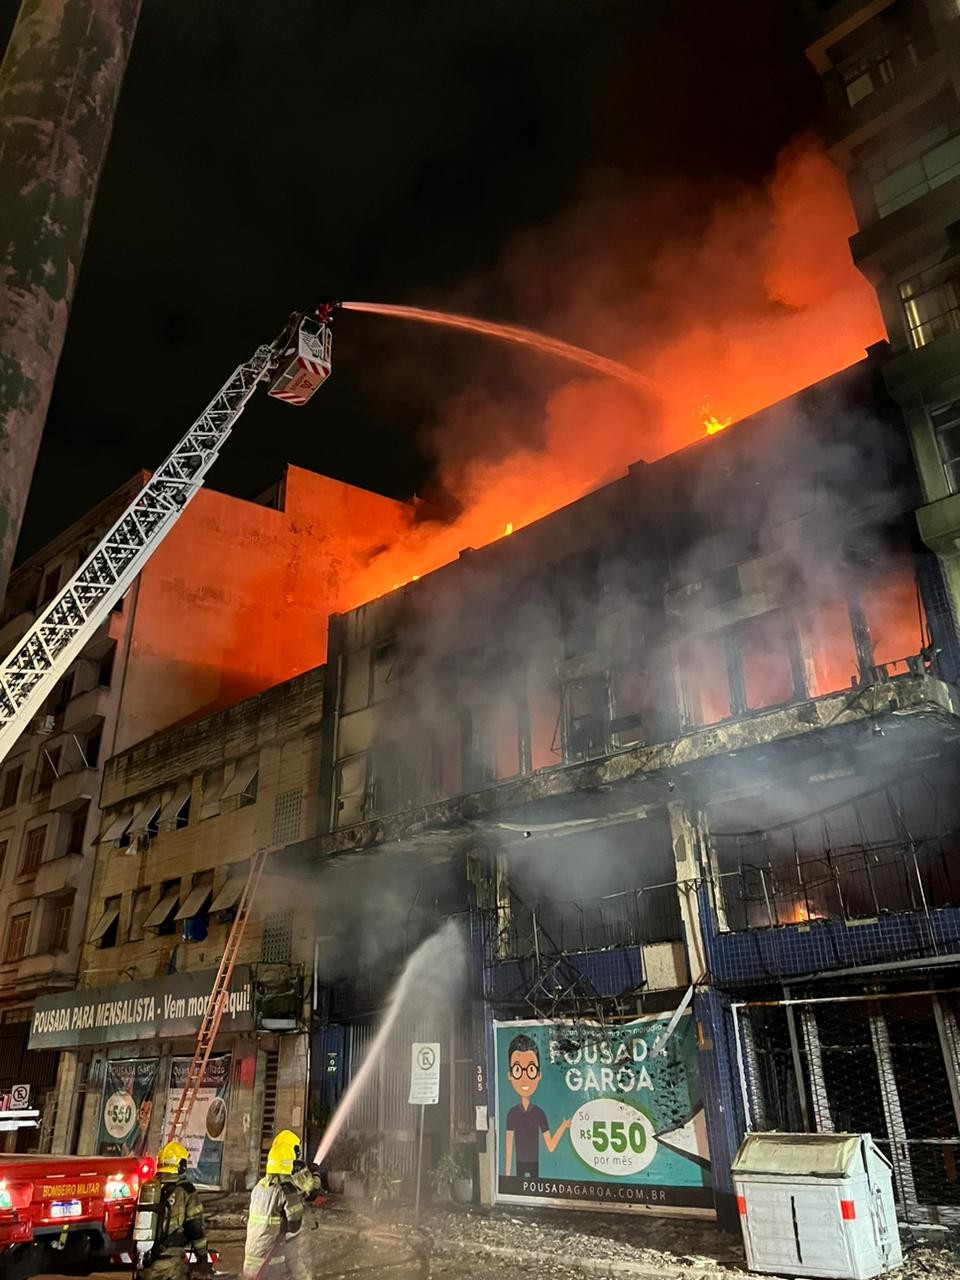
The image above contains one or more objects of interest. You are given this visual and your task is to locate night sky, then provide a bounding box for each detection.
[3,0,821,562]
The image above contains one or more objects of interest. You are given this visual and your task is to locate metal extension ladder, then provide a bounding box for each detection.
[167,847,269,1141]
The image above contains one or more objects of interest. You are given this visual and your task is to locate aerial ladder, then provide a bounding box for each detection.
[0,303,336,766]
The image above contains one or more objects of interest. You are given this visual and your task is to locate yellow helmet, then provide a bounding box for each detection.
[266,1140,296,1177]
[272,1129,301,1157]
[157,1140,189,1176]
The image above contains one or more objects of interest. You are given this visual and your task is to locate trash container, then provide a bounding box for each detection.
[731,1132,902,1279]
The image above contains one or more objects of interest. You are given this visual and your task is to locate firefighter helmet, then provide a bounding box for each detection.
[266,1140,296,1176]
[157,1140,190,1176]
[272,1129,301,1157]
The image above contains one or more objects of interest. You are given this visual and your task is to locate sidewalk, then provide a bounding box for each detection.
[204,1197,960,1280]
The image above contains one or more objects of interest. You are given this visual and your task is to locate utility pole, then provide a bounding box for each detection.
[0,0,142,599]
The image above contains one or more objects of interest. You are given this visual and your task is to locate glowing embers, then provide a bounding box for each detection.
[704,415,733,436]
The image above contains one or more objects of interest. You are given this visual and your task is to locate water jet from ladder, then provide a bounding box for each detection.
[339,302,659,397]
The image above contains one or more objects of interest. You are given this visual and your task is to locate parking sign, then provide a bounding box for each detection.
[409,1043,440,1106]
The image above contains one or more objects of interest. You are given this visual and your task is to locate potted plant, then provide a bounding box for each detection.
[366,1155,402,1208]
[323,1133,356,1195]
[427,1152,460,1202]
[452,1146,474,1205]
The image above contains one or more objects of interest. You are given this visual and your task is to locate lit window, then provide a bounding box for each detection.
[737,611,801,711]
[839,48,895,108]
[859,563,927,672]
[681,634,731,728]
[867,121,960,218]
[931,397,960,493]
[487,699,520,779]
[799,595,859,697]
[900,272,960,349]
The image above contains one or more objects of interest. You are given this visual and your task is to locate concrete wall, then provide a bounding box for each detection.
[115,466,411,751]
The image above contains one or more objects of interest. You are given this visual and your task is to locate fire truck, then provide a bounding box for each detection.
[0,1150,151,1278]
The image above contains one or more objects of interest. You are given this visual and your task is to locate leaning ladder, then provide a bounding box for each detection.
[167,847,270,1141]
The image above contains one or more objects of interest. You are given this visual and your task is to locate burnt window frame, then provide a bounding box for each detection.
[561,672,611,763]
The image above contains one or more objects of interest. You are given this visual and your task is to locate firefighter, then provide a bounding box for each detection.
[242,1141,308,1280]
[272,1129,324,1201]
[134,1140,209,1280]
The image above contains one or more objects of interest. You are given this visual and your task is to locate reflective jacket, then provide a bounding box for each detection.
[242,1175,302,1278]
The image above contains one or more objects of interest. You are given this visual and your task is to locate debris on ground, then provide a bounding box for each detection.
[203,1195,960,1280]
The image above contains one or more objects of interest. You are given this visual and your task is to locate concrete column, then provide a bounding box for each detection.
[869,1009,918,1214]
[932,996,960,1136]
[667,800,710,982]
[799,1006,834,1133]
[736,1007,767,1131]
[0,0,142,597]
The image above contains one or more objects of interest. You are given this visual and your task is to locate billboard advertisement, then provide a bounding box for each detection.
[494,1013,712,1214]
[97,1057,160,1156]
[163,1054,231,1187]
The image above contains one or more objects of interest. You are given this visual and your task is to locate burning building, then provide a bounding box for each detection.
[299,347,960,1224]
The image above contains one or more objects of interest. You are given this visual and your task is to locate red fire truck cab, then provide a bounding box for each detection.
[0,1151,150,1279]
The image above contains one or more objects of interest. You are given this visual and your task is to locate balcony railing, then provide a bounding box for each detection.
[495,883,682,961]
[715,833,960,931]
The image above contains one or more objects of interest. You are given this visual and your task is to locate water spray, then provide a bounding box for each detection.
[314,920,465,1168]
[339,301,659,396]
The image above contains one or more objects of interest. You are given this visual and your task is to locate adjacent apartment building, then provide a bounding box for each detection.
[31,667,325,1187]
[0,464,409,1143]
[801,0,960,612]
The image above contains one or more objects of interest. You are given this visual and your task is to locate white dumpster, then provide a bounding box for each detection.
[731,1132,902,1280]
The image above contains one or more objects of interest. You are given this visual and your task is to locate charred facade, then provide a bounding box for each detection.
[305,352,960,1222]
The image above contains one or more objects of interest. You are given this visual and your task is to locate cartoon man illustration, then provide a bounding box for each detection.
[503,1033,570,1178]
[136,1096,154,1154]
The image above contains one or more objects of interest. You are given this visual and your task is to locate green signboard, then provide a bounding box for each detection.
[494,1013,713,1214]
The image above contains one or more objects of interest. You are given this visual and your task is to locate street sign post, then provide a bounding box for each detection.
[410,1042,440,1218]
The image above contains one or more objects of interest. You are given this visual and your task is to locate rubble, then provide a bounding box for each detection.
[204,1197,960,1279]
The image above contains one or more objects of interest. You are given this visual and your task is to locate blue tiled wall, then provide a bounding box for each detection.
[694,986,745,1230]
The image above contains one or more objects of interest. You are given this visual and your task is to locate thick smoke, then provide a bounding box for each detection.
[346,138,883,604]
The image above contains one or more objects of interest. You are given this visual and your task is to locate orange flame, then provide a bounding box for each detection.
[341,141,885,609]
